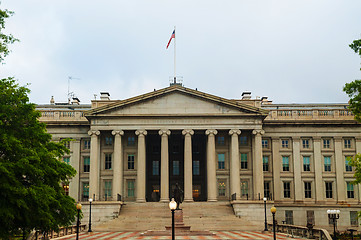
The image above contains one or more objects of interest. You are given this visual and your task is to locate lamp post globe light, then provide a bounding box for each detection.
[263,197,268,231]
[88,198,93,232]
[327,209,340,240]
[169,198,177,240]
[270,206,277,240]
[76,203,82,240]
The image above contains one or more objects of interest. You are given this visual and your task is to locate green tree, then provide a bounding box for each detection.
[344,39,361,122]
[0,4,77,239]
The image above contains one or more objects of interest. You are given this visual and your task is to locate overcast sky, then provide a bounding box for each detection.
[1,0,361,104]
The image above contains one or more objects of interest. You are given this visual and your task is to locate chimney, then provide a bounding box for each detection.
[50,96,55,105]
[241,91,251,100]
[100,92,110,100]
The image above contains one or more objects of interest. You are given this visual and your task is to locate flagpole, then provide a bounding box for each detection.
[174,26,176,83]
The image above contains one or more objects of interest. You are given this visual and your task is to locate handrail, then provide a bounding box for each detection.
[27,224,86,240]
[267,223,332,240]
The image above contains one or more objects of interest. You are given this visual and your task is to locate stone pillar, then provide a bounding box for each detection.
[292,137,302,201]
[252,129,264,200]
[135,130,147,202]
[356,137,361,202]
[229,129,241,200]
[182,129,194,202]
[88,130,100,200]
[159,129,171,202]
[206,129,218,202]
[272,137,281,201]
[69,139,80,201]
[313,137,323,202]
[334,137,345,202]
[112,130,124,201]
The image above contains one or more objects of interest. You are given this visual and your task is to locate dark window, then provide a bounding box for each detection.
[325,182,333,198]
[307,211,315,225]
[263,156,269,172]
[281,139,289,148]
[128,154,135,169]
[105,153,112,170]
[345,156,353,172]
[285,210,294,225]
[282,156,290,171]
[240,136,248,145]
[324,156,331,172]
[302,139,310,149]
[262,139,269,148]
[173,161,180,175]
[350,211,359,226]
[193,160,200,175]
[323,139,330,148]
[283,182,291,198]
[63,157,70,165]
[217,136,225,145]
[303,156,310,172]
[127,136,135,146]
[347,182,354,198]
[83,140,90,149]
[105,137,113,146]
[304,182,312,198]
[83,157,90,172]
[218,180,226,196]
[104,180,112,200]
[344,139,352,148]
[241,153,248,169]
[152,161,159,175]
[82,182,89,201]
[218,153,225,169]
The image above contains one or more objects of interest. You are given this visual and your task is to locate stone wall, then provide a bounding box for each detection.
[79,201,122,227]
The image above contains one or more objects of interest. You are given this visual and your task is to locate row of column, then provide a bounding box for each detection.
[272,137,361,202]
[87,128,265,202]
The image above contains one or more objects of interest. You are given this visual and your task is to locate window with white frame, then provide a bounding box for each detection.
[281,139,289,148]
[282,156,290,171]
[303,156,310,172]
[325,182,333,198]
[347,182,355,198]
[304,182,312,198]
[345,156,353,172]
[283,181,291,198]
[324,156,331,172]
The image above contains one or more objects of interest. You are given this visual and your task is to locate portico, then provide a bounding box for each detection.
[84,85,268,202]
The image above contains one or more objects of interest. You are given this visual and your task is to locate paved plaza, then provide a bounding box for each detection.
[55,231,304,239]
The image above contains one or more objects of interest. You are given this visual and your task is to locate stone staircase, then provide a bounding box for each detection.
[93,201,262,232]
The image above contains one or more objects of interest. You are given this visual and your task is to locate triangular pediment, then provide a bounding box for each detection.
[85,85,268,117]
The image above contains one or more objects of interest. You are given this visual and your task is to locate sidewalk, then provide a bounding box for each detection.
[54,231,305,239]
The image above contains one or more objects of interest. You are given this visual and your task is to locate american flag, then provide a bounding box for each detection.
[166,30,175,49]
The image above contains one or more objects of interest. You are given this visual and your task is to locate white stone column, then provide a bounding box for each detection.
[69,139,80,201]
[252,129,264,200]
[136,130,147,202]
[229,129,241,200]
[159,129,171,202]
[313,137,323,202]
[88,130,100,200]
[335,137,346,202]
[112,130,124,201]
[272,137,281,201]
[182,129,194,202]
[206,129,218,202]
[292,137,302,201]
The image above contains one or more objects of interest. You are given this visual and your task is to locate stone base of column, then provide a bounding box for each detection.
[183,198,194,202]
[136,198,146,203]
[207,199,217,202]
[160,198,169,203]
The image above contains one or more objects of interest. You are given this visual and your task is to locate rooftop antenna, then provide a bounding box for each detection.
[68,76,80,103]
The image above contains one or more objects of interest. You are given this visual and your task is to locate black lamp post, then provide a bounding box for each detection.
[88,198,93,232]
[271,206,277,240]
[263,197,268,231]
[327,209,340,240]
[76,203,82,240]
[169,198,177,240]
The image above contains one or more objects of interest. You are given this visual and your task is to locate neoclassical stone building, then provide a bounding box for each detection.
[38,84,361,229]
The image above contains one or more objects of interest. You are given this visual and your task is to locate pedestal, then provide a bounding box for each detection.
[165,210,191,232]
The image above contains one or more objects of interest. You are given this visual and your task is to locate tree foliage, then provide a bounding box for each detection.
[344,39,361,122]
[0,6,19,63]
[0,4,77,239]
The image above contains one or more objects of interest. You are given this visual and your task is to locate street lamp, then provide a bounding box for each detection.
[327,209,340,240]
[271,206,277,240]
[88,198,93,232]
[263,197,268,231]
[169,198,177,240]
[76,203,82,240]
